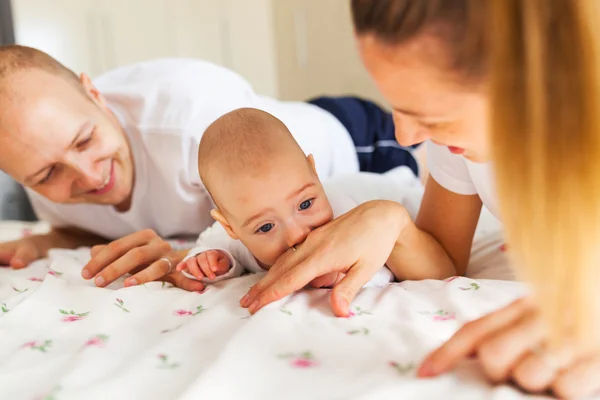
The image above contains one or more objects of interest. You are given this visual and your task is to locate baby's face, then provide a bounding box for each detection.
[216,155,333,267]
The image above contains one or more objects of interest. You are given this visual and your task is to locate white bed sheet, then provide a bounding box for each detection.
[0,217,569,400]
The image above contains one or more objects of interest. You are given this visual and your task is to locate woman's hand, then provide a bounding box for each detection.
[240,200,410,317]
[419,298,600,399]
[81,229,205,291]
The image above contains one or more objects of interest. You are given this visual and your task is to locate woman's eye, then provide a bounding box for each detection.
[258,223,274,233]
[299,199,313,211]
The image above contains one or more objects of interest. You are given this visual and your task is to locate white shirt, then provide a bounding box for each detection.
[182,168,424,286]
[27,59,359,240]
[426,141,500,219]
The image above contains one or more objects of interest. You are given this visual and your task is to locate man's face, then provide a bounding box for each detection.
[0,69,134,209]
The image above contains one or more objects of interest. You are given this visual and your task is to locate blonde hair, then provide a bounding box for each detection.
[352,0,600,347]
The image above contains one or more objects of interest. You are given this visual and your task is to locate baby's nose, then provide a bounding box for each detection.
[286,223,311,248]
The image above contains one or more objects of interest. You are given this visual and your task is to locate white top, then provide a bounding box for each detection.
[27,59,359,240]
[426,141,500,219]
[183,168,424,286]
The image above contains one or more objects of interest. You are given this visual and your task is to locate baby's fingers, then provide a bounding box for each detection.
[201,252,218,280]
[186,257,204,280]
[214,255,231,276]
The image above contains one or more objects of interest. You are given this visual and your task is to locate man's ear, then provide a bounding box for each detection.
[307,154,317,175]
[210,209,239,240]
[79,73,107,108]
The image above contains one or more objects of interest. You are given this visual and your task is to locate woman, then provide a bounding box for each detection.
[241,1,600,397]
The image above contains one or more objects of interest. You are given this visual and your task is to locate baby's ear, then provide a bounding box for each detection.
[307,154,317,175]
[210,209,239,240]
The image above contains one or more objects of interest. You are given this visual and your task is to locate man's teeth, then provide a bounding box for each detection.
[96,175,110,190]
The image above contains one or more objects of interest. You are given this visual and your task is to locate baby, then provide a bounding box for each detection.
[176,107,424,287]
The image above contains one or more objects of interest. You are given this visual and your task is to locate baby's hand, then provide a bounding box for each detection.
[176,250,231,281]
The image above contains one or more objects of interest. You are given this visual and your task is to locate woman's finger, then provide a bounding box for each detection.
[475,310,545,383]
[82,229,161,279]
[94,240,171,287]
[330,261,377,317]
[511,344,576,395]
[552,353,600,399]
[241,246,305,307]
[247,255,335,314]
[125,256,174,286]
[418,297,534,377]
[160,271,206,292]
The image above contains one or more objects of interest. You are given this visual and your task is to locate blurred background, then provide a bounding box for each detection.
[1,0,388,220]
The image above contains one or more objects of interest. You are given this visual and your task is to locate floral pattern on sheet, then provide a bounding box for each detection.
[84,334,109,348]
[22,340,53,353]
[459,283,481,291]
[173,305,205,316]
[12,286,28,293]
[48,269,63,277]
[1,303,8,313]
[347,306,372,318]
[389,361,416,375]
[419,309,456,321]
[157,354,180,369]
[280,307,292,316]
[347,327,370,336]
[114,298,130,313]
[278,351,319,368]
[59,309,90,322]
[28,277,44,282]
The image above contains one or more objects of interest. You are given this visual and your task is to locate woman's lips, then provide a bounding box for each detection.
[448,146,466,155]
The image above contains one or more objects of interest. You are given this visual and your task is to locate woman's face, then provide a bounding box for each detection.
[357,34,490,163]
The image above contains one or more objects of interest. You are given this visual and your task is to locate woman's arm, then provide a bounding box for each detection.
[386,177,483,280]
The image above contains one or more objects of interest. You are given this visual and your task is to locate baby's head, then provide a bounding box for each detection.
[199,108,334,268]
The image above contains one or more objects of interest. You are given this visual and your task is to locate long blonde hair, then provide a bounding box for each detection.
[352,0,600,347]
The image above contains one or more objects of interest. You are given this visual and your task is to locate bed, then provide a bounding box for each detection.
[0,214,565,400]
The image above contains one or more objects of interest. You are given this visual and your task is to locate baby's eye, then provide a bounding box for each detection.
[299,199,313,211]
[257,223,274,233]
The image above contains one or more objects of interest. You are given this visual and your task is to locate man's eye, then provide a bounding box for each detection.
[38,167,56,185]
[299,199,313,211]
[257,223,274,233]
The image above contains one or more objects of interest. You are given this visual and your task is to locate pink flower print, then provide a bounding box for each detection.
[278,351,319,368]
[173,305,205,316]
[28,277,44,282]
[114,298,130,313]
[48,269,63,277]
[432,310,456,321]
[292,357,318,368]
[157,353,180,369]
[22,340,52,352]
[419,309,456,321]
[85,334,109,348]
[59,309,89,322]
[444,276,460,283]
[346,306,371,318]
[21,228,33,237]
